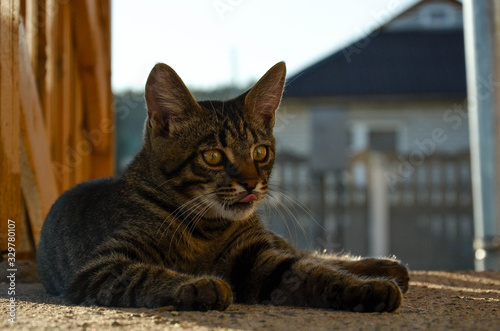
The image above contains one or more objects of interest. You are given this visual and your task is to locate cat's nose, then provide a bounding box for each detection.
[238,178,259,191]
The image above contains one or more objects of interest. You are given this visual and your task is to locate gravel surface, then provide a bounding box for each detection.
[1,271,499,330]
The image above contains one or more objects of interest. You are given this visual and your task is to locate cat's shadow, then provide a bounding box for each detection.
[0,282,267,330]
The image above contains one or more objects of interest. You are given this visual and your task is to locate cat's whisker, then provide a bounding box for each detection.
[186,201,216,239]
[265,193,299,246]
[268,184,326,232]
[154,178,175,190]
[266,189,321,249]
[155,194,208,239]
[167,194,218,250]
[157,192,217,241]
[268,191,307,234]
[168,201,207,251]
[181,199,220,248]
[266,185,331,251]
[182,199,212,235]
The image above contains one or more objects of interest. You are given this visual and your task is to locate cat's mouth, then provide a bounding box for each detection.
[238,194,258,203]
[225,194,258,211]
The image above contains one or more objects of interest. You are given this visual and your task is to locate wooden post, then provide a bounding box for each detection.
[313,172,327,247]
[368,152,390,257]
[0,0,21,251]
[61,3,73,189]
[26,0,47,106]
[45,0,63,191]
[18,22,59,245]
[72,0,114,179]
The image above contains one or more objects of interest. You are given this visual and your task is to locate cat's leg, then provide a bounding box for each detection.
[226,244,402,312]
[269,233,409,293]
[66,255,232,310]
[313,255,410,294]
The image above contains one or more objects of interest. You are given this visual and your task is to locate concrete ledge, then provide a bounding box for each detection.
[1,271,499,330]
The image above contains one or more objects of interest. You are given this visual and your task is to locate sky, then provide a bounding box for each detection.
[111,0,420,92]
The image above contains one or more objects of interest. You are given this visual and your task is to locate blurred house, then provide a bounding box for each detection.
[267,0,473,270]
[278,0,467,158]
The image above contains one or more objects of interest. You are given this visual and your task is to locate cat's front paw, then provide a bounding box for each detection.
[365,259,410,294]
[339,279,402,313]
[342,258,410,294]
[175,277,233,311]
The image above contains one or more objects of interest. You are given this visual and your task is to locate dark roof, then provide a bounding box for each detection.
[284,29,466,98]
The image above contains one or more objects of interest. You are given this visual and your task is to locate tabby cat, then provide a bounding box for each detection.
[37,62,409,312]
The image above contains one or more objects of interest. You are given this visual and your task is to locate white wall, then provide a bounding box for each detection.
[386,0,463,31]
[276,98,470,157]
[274,101,312,155]
[349,101,470,154]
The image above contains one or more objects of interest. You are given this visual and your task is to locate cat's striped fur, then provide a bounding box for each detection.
[37,62,409,312]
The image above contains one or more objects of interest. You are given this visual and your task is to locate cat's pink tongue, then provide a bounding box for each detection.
[239,194,258,203]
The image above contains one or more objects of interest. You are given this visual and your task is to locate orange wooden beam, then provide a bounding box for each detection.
[17,22,59,245]
[72,0,114,178]
[72,0,110,148]
[0,0,22,251]
[61,3,73,189]
[44,0,63,191]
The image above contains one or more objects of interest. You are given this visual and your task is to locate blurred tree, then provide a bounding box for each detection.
[114,91,147,174]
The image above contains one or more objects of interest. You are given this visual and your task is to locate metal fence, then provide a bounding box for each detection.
[260,151,474,270]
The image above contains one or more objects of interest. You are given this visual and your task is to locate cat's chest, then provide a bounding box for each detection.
[159,223,246,274]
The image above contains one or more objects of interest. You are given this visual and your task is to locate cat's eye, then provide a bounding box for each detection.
[253,145,268,162]
[202,149,224,166]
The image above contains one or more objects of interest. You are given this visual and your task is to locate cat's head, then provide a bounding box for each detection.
[143,62,286,221]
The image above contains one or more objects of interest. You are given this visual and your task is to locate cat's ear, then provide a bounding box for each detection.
[244,62,286,128]
[145,63,200,135]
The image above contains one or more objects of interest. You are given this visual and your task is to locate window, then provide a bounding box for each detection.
[429,9,447,23]
[420,5,456,28]
[369,130,397,151]
[350,121,405,153]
